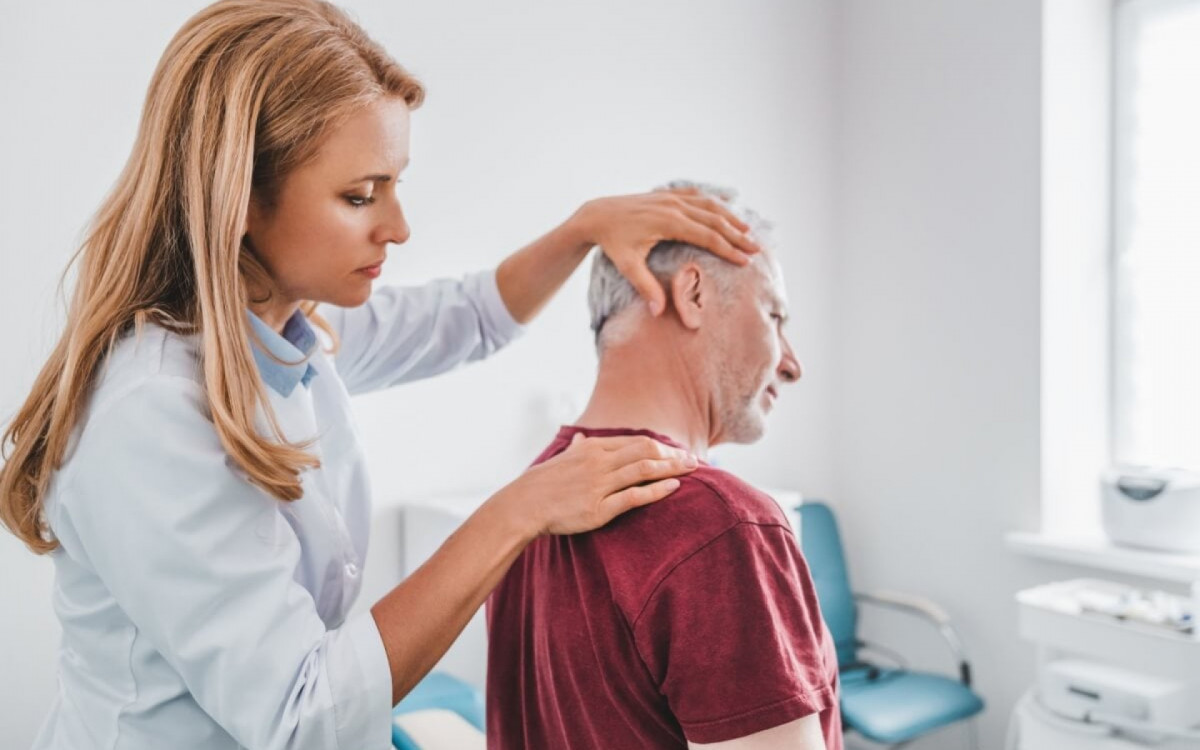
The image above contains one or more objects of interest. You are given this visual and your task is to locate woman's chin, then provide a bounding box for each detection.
[319,283,374,309]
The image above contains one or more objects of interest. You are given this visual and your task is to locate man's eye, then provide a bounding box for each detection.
[345,195,375,208]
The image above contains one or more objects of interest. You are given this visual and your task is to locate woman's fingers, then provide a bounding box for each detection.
[676,195,759,255]
[600,478,682,520]
[603,435,691,468]
[523,434,696,536]
[679,206,759,265]
[676,191,751,232]
[613,256,668,316]
[668,221,748,268]
[609,456,697,490]
[568,434,697,485]
[583,188,760,316]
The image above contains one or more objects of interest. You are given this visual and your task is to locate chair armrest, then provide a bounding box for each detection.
[854,589,974,687]
[855,590,951,624]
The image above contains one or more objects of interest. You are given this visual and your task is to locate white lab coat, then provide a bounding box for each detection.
[31,269,523,750]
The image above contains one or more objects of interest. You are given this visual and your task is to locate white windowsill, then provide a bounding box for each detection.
[1006,531,1200,585]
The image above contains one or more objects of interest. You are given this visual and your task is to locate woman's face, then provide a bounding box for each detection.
[245,96,412,324]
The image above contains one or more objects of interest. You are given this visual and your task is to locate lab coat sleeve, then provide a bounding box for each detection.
[52,376,394,750]
[317,267,525,396]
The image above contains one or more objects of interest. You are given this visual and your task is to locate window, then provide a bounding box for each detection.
[1112,0,1200,470]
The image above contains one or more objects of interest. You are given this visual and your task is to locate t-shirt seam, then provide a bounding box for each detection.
[680,683,836,732]
[627,518,796,631]
[684,473,743,525]
[628,520,737,630]
[685,472,793,529]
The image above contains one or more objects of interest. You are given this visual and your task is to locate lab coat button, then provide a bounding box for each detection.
[345,562,359,577]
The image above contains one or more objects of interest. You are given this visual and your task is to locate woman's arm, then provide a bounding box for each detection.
[318,272,523,395]
[370,489,528,705]
[495,189,761,324]
[371,432,698,704]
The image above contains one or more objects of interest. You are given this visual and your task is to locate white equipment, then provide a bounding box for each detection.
[1013,579,1200,749]
[1102,466,1200,554]
[1038,659,1200,744]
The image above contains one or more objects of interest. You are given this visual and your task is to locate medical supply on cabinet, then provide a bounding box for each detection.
[1038,659,1200,744]
[1014,579,1200,749]
[1020,578,1195,639]
[1102,466,1200,555]
[1073,582,1193,636]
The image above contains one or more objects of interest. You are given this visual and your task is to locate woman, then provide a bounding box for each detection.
[0,0,759,748]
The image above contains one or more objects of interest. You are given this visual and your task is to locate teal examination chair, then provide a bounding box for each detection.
[796,502,985,748]
[392,671,485,749]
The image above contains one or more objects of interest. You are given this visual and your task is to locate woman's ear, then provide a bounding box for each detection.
[670,263,706,331]
[244,194,262,238]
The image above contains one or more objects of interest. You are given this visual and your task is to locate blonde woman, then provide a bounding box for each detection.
[0,1,760,748]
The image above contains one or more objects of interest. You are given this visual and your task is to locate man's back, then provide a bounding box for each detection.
[486,426,843,749]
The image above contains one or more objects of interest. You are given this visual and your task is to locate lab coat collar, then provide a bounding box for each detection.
[246,308,319,397]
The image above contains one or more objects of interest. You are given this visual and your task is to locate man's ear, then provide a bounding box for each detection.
[670,263,706,331]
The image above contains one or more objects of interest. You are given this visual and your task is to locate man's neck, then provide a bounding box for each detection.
[574,336,716,459]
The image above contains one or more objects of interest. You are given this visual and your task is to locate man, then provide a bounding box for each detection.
[486,182,842,749]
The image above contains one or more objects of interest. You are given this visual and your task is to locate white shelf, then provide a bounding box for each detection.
[1007,531,1200,585]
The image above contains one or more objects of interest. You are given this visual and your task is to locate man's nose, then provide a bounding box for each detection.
[777,339,802,383]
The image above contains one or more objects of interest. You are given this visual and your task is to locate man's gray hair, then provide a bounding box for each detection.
[587,180,773,350]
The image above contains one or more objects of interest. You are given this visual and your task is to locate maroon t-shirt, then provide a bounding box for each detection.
[486,426,843,749]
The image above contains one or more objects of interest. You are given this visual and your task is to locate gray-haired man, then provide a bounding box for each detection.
[487,182,843,750]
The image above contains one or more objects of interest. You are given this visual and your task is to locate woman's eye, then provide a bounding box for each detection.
[345,195,375,208]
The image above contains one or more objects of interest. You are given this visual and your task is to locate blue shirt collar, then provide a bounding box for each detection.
[247,309,319,397]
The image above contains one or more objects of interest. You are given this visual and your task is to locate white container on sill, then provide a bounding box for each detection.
[1101,466,1200,555]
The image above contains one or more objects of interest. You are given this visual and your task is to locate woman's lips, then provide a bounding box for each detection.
[356,262,383,279]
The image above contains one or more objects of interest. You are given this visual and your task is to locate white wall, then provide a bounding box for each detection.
[831,1,1049,747]
[0,1,836,745]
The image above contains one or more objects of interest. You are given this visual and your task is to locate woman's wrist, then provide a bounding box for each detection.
[561,201,600,255]
[482,485,543,546]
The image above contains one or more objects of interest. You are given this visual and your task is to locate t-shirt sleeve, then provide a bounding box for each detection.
[631,521,836,744]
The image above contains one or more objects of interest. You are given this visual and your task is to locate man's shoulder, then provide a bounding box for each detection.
[685,466,795,529]
[534,431,792,535]
[596,464,793,543]
[586,465,797,621]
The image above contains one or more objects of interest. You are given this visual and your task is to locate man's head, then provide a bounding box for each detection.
[587,181,802,445]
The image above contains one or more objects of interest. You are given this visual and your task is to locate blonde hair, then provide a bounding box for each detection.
[0,0,424,554]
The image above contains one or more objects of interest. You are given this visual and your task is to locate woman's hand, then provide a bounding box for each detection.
[570,187,762,315]
[492,433,699,538]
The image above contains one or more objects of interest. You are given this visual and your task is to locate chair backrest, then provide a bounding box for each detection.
[796,502,859,668]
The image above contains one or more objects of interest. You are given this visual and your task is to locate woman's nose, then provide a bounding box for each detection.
[374,201,410,245]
